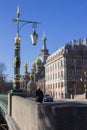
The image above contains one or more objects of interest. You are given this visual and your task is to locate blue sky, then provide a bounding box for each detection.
[0,0,87,80]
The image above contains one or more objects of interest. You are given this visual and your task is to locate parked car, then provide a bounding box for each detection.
[43,94,53,102]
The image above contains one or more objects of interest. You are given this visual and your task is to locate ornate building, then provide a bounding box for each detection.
[20,34,50,95]
[20,63,29,90]
[30,34,50,92]
[45,38,87,100]
[38,35,50,64]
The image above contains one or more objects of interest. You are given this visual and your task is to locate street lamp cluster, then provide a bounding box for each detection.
[13,6,40,91]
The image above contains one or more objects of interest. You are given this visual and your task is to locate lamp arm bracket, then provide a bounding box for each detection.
[12,18,40,33]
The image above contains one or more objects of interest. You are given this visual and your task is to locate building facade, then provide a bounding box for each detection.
[45,38,87,99]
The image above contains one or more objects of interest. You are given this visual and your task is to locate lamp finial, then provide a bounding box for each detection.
[17,6,20,18]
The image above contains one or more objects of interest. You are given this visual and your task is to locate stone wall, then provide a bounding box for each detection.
[6,94,87,130]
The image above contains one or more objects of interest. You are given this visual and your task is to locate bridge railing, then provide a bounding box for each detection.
[0,94,8,116]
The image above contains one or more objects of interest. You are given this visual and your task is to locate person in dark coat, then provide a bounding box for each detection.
[35,87,43,103]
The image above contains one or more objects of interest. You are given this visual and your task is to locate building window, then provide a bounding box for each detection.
[61,60,63,67]
[56,83,57,88]
[53,74,54,79]
[47,76,49,81]
[53,64,54,70]
[59,92,60,97]
[50,65,52,71]
[76,59,81,66]
[61,71,63,77]
[61,92,63,98]
[83,59,87,65]
[58,82,60,88]
[58,61,59,68]
[67,70,72,77]
[48,76,49,81]
[58,72,60,78]
[55,62,57,69]
[61,82,63,88]
[50,75,52,80]
[53,83,54,89]
[55,73,57,79]
[56,92,57,97]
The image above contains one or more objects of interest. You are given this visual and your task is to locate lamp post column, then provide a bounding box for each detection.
[13,6,21,90]
[13,34,20,90]
[12,6,39,91]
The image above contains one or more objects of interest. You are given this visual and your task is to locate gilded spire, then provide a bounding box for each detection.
[24,62,28,73]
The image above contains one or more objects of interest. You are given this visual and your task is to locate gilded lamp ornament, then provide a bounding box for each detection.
[14,35,20,44]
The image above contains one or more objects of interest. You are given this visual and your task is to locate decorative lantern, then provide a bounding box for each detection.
[30,29,38,45]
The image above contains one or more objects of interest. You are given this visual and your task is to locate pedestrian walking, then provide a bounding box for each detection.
[35,87,43,103]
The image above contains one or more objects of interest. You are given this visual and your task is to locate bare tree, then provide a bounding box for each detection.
[0,62,6,77]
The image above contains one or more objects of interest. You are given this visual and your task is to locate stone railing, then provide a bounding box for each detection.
[6,93,87,130]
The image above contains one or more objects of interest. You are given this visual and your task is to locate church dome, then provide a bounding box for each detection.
[32,58,42,68]
[32,61,36,68]
[35,58,42,65]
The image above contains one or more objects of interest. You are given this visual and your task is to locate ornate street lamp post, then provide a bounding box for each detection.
[13,6,40,91]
